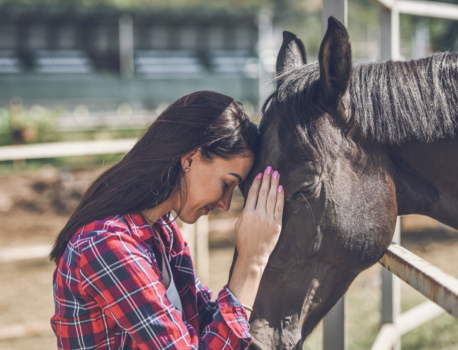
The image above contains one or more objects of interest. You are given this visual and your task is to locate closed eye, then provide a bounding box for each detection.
[291,182,320,201]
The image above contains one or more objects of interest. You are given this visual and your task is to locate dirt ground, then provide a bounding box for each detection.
[0,167,457,349]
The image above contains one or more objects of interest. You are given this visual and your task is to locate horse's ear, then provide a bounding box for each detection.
[276,31,307,89]
[318,17,352,110]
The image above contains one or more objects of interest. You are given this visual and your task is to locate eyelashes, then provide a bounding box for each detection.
[291,182,320,201]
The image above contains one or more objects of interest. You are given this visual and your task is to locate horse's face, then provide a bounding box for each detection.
[242,18,398,350]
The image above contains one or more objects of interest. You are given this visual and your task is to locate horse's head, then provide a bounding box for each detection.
[240,17,398,349]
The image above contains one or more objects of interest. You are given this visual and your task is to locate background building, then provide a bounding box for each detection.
[0,6,261,133]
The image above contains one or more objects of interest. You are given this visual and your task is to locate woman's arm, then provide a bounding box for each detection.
[78,229,251,350]
[228,167,284,318]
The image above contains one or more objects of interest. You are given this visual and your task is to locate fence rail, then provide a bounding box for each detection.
[0,216,236,340]
[322,0,458,348]
[371,300,445,350]
[370,243,458,350]
[0,139,137,161]
[380,243,458,318]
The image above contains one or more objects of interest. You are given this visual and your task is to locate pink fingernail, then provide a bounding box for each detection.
[273,171,278,179]
[278,185,283,193]
[266,166,272,174]
[257,173,263,179]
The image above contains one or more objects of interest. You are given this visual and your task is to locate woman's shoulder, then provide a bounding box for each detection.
[70,215,133,248]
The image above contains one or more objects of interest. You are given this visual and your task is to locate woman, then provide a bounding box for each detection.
[50,91,284,350]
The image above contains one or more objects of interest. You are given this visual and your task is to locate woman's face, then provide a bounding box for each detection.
[176,151,254,224]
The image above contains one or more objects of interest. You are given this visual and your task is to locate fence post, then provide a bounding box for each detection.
[391,3,400,60]
[195,216,210,287]
[181,222,196,259]
[119,14,134,77]
[257,7,273,108]
[381,217,401,350]
[323,296,346,350]
[322,1,347,348]
[379,5,392,60]
[322,0,348,35]
[380,6,401,346]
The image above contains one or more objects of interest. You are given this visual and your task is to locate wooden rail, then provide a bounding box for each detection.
[0,217,235,340]
[0,139,138,161]
[379,243,458,318]
[370,242,458,350]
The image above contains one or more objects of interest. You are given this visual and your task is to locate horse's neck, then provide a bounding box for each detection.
[389,138,458,230]
[352,55,458,145]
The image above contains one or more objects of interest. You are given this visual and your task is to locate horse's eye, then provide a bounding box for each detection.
[291,182,320,201]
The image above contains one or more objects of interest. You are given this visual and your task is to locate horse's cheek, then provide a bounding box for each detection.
[268,201,319,267]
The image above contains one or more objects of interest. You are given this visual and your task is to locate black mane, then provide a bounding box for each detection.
[352,52,458,144]
[262,52,458,158]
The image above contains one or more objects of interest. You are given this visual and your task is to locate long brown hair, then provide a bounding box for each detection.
[50,91,259,264]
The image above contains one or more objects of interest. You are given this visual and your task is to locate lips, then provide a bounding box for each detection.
[203,206,212,215]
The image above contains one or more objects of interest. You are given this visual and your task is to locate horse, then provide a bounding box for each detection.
[231,16,458,350]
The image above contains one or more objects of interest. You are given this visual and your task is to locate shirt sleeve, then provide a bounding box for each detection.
[193,274,251,345]
[77,230,252,350]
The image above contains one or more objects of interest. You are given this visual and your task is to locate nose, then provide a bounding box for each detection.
[216,191,232,211]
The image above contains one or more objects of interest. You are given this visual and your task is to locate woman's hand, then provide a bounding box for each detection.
[234,166,284,272]
[227,166,284,317]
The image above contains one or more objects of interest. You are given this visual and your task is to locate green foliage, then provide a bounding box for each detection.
[0,103,61,146]
[0,109,12,146]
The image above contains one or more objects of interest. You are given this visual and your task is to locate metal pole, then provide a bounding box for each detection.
[381,218,401,350]
[377,1,399,61]
[181,222,196,259]
[322,1,347,349]
[323,296,346,350]
[195,216,210,287]
[119,14,134,77]
[257,7,273,108]
[379,7,392,60]
[380,6,401,346]
[322,0,348,35]
[391,3,400,60]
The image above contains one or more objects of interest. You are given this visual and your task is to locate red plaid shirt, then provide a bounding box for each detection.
[51,213,252,349]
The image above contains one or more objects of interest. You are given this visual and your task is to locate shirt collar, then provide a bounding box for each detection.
[124,213,161,245]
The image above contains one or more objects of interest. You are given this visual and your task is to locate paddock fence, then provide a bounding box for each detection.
[0,216,236,340]
[0,138,240,340]
[2,2,458,344]
[0,202,236,341]
[321,0,458,349]
[2,134,458,350]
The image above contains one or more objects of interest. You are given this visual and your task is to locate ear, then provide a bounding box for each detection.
[276,31,307,89]
[318,17,352,111]
[181,149,199,170]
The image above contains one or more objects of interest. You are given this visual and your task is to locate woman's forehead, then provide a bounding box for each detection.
[216,155,254,178]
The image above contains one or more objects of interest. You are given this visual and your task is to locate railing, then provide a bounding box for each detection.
[0,139,215,341]
[3,5,458,342]
[0,214,236,341]
[371,242,458,350]
[321,0,458,349]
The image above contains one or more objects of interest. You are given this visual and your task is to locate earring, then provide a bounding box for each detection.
[184,168,190,173]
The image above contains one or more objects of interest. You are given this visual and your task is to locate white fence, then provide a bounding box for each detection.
[2,4,458,344]
[0,139,216,340]
[0,214,237,341]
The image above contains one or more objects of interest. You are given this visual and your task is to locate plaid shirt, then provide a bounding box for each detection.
[51,213,252,349]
